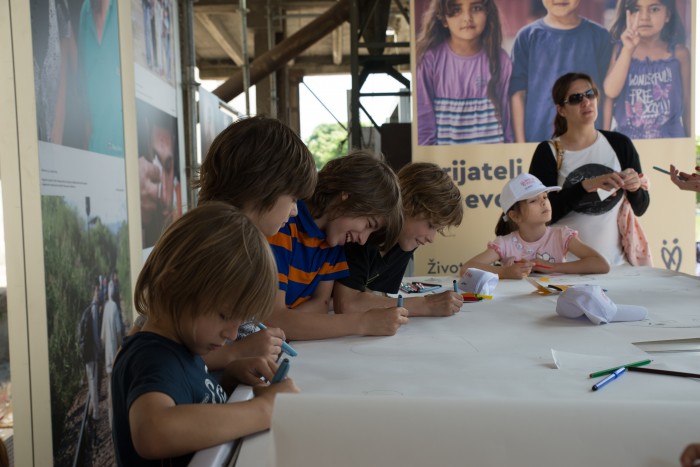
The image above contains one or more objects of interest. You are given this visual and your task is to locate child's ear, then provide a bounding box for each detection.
[341,192,349,201]
[507,209,520,223]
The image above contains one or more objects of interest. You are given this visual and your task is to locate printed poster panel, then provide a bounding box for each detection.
[411,0,696,276]
[30,0,131,463]
[136,98,182,249]
[131,0,183,251]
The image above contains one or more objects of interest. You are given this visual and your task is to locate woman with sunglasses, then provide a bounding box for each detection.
[528,72,650,267]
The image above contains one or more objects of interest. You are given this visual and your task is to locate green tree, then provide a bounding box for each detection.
[305,123,349,169]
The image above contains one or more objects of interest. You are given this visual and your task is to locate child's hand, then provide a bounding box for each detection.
[532,262,556,274]
[621,10,640,51]
[680,443,700,467]
[360,307,409,336]
[224,357,276,387]
[236,326,286,362]
[620,168,641,192]
[423,291,463,317]
[254,377,300,399]
[502,261,533,279]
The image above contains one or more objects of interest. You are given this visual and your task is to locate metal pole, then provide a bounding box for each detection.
[182,0,199,207]
[349,0,361,148]
[240,0,251,115]
[266,0,277,118]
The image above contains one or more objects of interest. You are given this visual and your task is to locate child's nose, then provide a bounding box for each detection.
[358,231,369,245]
[222,323,238,340]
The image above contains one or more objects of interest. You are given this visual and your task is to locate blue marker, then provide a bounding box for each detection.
[453,280,458,293]
[257,323,298,357]
[397,294,404,307]
[271,358,290,384]
[592,367,626,391]
[653,165,687,181]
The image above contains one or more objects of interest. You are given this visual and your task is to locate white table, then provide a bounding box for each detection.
[191,266,700,467]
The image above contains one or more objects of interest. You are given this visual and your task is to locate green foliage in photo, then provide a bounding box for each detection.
[41,196,131,452]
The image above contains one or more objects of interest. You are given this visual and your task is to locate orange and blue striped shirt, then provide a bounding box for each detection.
[267,200,349,308]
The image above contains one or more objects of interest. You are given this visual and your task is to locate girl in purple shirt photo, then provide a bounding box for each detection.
[416,0,512,145]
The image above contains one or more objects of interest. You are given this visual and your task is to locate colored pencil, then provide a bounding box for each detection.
[627,367,700,379]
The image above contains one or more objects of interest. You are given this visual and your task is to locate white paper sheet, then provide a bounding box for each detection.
[271,394,700,467]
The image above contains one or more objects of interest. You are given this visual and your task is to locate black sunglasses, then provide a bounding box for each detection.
[562,88,598,106]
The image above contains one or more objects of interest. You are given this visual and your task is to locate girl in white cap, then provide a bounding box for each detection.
[460,173,610,279]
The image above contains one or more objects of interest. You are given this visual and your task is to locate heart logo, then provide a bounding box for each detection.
[661,239,682,271]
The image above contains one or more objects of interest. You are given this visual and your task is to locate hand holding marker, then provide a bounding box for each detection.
[257,323,298,357]
[271,358,290,384]
[653,165,690,181]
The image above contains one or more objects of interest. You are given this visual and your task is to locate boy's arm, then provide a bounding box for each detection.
[333,282,461,317]
[333,281,388,314]
[291,280,334,314]
[266,289,408,341]
[129,382,296,460]
[510,91,526,143]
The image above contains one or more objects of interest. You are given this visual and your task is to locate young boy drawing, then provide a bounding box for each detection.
[150,115,317,370]
[266,150,409,340]
[111,203,299,466]
[333,162,465,316]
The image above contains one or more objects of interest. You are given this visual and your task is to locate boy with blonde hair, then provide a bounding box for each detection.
[112,203,298,466]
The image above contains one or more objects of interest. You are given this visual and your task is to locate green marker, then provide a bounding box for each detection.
[589,359,652,378]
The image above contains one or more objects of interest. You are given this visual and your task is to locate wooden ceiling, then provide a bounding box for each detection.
[192,0,411,81]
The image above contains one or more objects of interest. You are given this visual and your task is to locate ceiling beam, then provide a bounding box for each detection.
[195,13,244,66]
[193,0,336,14]
[213,0,352,102]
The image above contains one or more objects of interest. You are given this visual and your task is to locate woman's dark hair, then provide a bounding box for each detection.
[551,72,598,137]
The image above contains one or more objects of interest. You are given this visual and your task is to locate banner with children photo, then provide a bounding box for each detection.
[411,0,697,276]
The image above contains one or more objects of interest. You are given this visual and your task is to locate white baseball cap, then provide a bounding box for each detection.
[458,268,499,296]
[500,173,561,218]
[555,285,648,325]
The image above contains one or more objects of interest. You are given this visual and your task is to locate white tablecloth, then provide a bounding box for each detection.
[191,266,700,467]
